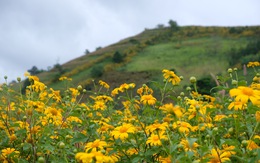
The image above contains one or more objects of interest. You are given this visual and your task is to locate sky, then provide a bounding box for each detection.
[0,0,259,82]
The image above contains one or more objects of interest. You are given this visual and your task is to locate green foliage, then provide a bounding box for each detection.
[1,65,260,162]
[228,39,260,66]
[20,25,260,92]
[28,66,42,75]
[21,78,31,94]
[112,51,124,63]
[195,76,216,95]
[90,65,104,77]
[96,46,102,51]
[84,49,90,55]
[168,19,179,31]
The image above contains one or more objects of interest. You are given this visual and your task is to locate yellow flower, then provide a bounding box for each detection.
[179,138,199,153]
[229,86,260,105]
[146,122,168,133]
[146,132,167,146]
[172,121,192,134]
[75,152,94,163]
[256,111,260,122]
[45,107,62,118]
[9,134,17,142]
[24,71,30,77]
[1,147,20,158]
[94,95,113,103]
[126,148,139,155]
[137,84,153,96]
[49,88,61,102]
[160,103,183,118]
[66,116,82,124]
[162,69,181,85]
[99,80,110,89]
[158,156,172,163]
[30,80,46,92]
[85,139,107,152]
[111,123,136,140]
[207,147,233,163]
[222,144,236,155]
[140,94,157,105]
[30,125,41,134]
[97,123,114,134]
[214,114,227,122]
[228,100,247,110]
[93,101,107,110]
[247,61,260,67]
[59,76,72,81]
[246,140,259,150]
[111,88,120,96]
[118,83,135,92]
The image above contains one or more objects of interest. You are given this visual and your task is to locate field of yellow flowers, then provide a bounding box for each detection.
[0,62,259,163]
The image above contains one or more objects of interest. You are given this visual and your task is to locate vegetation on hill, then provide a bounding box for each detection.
[2,22,260,162]
[17,23,260,96]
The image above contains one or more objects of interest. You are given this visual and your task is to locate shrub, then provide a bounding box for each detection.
[112,51,124,63]
[90,65,104,77]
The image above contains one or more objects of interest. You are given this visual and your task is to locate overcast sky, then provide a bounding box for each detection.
[0,0,259,82]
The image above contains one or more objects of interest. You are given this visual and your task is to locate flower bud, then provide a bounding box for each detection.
[213,127,218,132]
[17,77,21,82]
[231,80,238,86]
[227,68,233,73]
[23,116,27,121]
[228,127,234,134]
[38,157,45,163]
[241,140,248,147]
[77,85,83,91]
[189,76,197,83]
[59,142,65,149]
[186,86,191,91]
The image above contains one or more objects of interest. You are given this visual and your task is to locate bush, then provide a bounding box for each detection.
[112,51,124,63]
[90,65,104,77]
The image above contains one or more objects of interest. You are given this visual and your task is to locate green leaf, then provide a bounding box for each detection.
[71,133,88,144]
[22,143,32,151]
[187,137,197,148]
[18,158,29,163]
[42,143,55,153]
[132,156,141,163]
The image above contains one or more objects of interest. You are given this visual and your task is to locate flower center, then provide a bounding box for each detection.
[153,135,159,141]
[92,142,99,148]
[242,87,253,96]
[119,127,128,133]
[50,109,58,116]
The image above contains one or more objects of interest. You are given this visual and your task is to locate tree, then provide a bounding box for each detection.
[168,20,179,31]
[157,24,165,29]
[85,49,90,55]
[96,46,102,51]
[112,51,124,63]
[28,66,40,75]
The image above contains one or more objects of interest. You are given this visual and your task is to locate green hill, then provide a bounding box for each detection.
[23,25,260,94]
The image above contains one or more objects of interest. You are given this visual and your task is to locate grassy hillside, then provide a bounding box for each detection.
[21,25,260,93]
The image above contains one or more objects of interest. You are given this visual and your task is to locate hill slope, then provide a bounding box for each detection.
[26,25,260,93]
